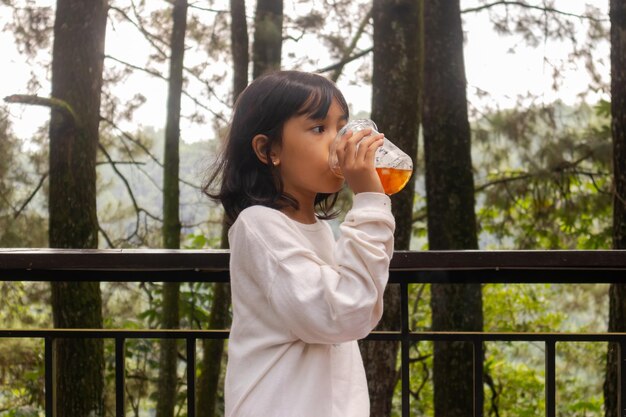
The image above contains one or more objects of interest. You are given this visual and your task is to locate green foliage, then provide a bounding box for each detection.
[474,101,613,249]
[484,284,566,332]
[395,280,609,417]
[184,232,222,250]
[556,342,606,417]
[0,338,45,416]
[0,282,49,415]
[408,341,434,416]
[485,352,546,417]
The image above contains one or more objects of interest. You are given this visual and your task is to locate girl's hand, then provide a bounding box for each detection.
[335,128,385,194]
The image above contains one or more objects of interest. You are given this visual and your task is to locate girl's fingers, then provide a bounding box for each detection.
[340,128,374,166]
[357,133,384,163]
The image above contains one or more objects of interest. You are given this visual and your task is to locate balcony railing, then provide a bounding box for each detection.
[1,249,626,417]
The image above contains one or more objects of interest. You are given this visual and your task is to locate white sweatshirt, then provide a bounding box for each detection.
[224,192,395,417]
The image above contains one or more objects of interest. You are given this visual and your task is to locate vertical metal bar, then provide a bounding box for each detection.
[187,337,196,417]
[473,340,484,417]
[116,337,125,417]
[400,280,410,417]
[545,340,556,417]
[617,338,626,417]
[45,337,53,417]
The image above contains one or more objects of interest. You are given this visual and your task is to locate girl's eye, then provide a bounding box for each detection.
[312,126,325,134]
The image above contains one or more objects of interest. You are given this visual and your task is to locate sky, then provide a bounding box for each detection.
[0,0,611,144]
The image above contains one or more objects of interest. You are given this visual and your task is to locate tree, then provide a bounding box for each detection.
[604,0,626,415]
[156,1,188,417]
[252,0,282,78]
[47,0,108,416]
[423,1,482,416]
[359,0,421,416]
[231,0,249,102]
[195,1,247,416]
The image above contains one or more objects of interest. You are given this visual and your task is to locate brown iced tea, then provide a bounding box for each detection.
[376,167,412,195]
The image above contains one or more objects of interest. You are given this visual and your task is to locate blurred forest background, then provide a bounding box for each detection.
[1,0,625,416]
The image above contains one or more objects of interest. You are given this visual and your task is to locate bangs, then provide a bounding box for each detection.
[295,81,349,121]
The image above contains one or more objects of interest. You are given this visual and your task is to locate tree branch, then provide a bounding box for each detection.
[98,142,162,245]
[108,4,169,59]
[475,172,533,192]
[104,55,228,123]
[407,343,431,401]
[100,115,203,190]
[100,115,162,165]
[484,369,501,417]
[0,192,18,215]
[105,54,166,79]
[410,283,428,330]
[96,160,146,166]
[183,65,231,109]
[188,3,228,14]
[98,224,116,248]
[461,1,608,22]
[4,94,78,123]
[476,151,597,193]
[331,8,373,82]
[573,169,613,197]
[14,172,48,219]
[316,47,373,75]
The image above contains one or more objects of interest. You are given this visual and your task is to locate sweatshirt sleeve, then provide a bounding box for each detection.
[241,193,395,345]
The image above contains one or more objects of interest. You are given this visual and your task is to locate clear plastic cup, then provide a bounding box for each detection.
[329,119,413,195]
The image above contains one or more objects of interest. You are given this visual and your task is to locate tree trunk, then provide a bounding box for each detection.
[162,3,186,250]
[196,282,231,417]
[156,282,181,417]
[359,1,421,416]
[423,1,483,416]
[231,0,249,101]
[48,0,107,416]
[157,2,187,417]
[51,284,105,417]
[252,0,282,78]
[195,3,246,416]
[604,1,626,416]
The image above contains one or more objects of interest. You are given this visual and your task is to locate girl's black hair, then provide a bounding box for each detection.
[203,70,350,224]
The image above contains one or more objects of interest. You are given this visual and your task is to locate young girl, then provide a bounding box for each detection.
[205,70,395,417]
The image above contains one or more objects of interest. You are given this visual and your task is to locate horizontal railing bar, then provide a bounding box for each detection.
[369,331,626,342]
[5,329,626,342]
[390,270,626,284]
[3,269,626,284]
[0,329,230,338]
[1,249,626,272]
[0,270,232,283]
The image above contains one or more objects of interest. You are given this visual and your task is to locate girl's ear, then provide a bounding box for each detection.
[252,134,280,166]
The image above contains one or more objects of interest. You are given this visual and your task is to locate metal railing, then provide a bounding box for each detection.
[1,249,626,417]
